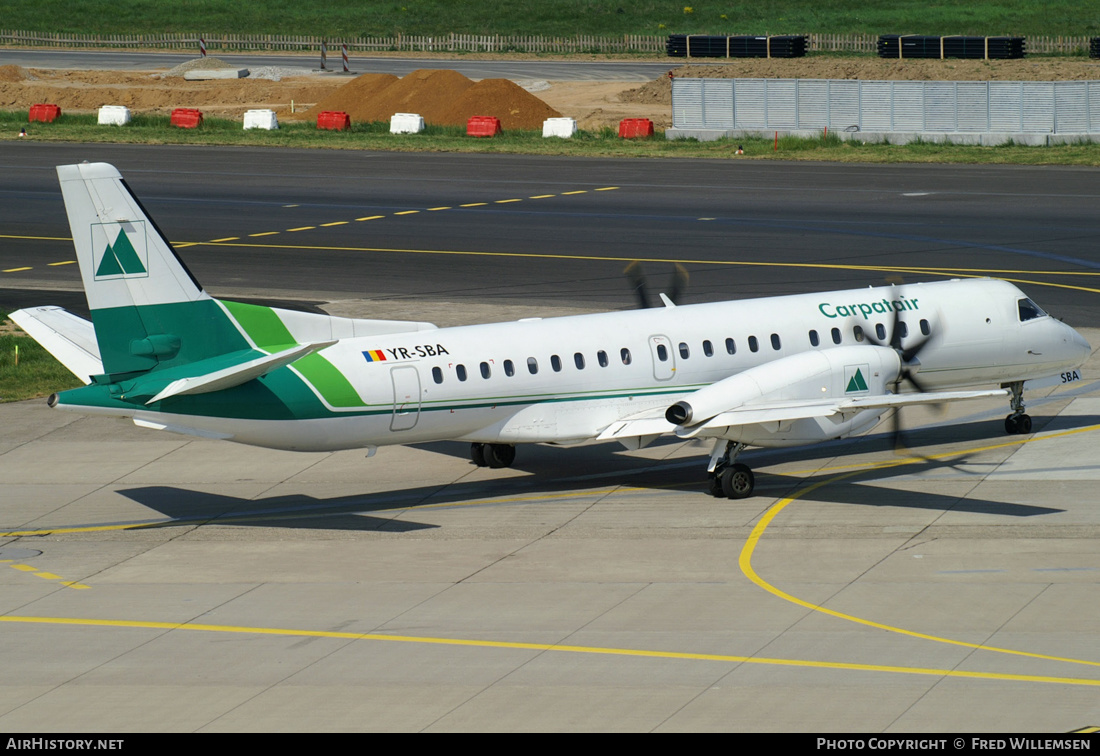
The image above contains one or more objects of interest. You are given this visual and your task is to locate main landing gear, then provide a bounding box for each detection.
[1003,381,1033,435]
[470,442,516,468]
[707,441,755,499]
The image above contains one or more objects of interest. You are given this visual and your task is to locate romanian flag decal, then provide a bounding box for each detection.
[362,349,387,362]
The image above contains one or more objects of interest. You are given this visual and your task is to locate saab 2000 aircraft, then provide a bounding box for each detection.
[11,163,1092,498]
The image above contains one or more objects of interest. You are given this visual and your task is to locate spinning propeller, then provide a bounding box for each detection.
[624,261,689,308]
[861,285,941,452]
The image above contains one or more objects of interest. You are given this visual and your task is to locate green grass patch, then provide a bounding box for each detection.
[3,1,1097,37]
[7,110,1100,166]
[0,315,83,403]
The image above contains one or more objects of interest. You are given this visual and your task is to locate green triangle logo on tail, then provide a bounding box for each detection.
[95,225,148,279]
[845,366,869,393]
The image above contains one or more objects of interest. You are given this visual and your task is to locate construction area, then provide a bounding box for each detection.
[4,54,1100,133]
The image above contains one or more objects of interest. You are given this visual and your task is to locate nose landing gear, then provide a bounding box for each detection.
[1003,381,1032,435]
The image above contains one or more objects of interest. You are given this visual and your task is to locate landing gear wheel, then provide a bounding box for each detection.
[1005,414,1032,434]
[470,443,487,467]
[484,443,516,469]
[707,473,724,498]
[720,463,755,499]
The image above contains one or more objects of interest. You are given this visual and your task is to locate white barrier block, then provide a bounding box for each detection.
[243,109,279,130]
[390,113,425,134]
[97,105,131,126]
[184,69,249,80]
[542,117,577,138]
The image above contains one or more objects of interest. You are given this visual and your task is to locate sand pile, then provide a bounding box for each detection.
[0,65,33,83]
[294,68,561,129]
[440,78,561,130]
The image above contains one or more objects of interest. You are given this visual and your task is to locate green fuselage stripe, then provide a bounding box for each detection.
[220,300,296,350]
[219,299,364,408]
[292,352,364,407]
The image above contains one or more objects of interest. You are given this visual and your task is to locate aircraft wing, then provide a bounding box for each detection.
[8,306,103,383]
[678,388,1010,436]
[597,388,1010,442]
[596,411,675,442]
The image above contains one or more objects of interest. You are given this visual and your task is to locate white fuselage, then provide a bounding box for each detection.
[114,278,1090,452]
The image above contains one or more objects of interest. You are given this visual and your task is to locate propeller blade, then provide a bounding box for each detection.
[624,261,652,309]
[666,263,689,305]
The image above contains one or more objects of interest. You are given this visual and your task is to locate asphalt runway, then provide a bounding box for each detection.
[4,144,1100,324]
[1,145,1100,732]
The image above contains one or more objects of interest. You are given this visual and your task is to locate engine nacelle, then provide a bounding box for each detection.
[666,345,902,427]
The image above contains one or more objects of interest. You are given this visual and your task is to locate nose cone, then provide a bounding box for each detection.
[1058,321,1092,368]
[1070,325,1092,364]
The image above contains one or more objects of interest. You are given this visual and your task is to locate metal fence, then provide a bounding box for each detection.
[672,78,1100,133]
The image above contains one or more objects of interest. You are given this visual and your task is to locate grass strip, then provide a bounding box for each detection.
[0,314,83,402]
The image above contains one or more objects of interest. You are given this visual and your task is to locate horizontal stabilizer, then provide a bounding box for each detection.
[8,307,103,383]
[146,340,336,404]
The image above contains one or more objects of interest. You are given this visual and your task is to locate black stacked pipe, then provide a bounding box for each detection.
[667,35,807,58]
[877,35,1026,59]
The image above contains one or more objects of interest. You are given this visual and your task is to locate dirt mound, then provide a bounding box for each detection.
[293,69,559,128]
[620,74,671,105]
[0,65,32,83]
[438,78,561,130]
[288,72,400,121]
[158,56,237,78]
[296,69,474,124]
[371,68,475,123]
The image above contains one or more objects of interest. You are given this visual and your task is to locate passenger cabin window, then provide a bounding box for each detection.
[679,342,690,359]
[480,362,491,379]
[703,340,713,357]
[621,348,632,365]
[551,355,562,372]
[1018,298,1046,322]
[920,319,931,336]
[770,333,781,350]
[809,330,819,347]
[432,366,443,384]
[748,336,759,353]
[899,322,909,338]
[875,323,886,340]
[725,338,736,355]
[504,359,515,377]
[574,352,585,370]
[527,357,539,375]
[656,344,669,361]
[456,364,467,381]
[853,326,865,343]
[831,327,842,345]
[597,350,609,367]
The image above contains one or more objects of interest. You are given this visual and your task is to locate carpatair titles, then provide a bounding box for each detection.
[818,296,919,320]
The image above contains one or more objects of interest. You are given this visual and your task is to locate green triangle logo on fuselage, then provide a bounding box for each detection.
[95,225,148,279]
[845,367,869,393]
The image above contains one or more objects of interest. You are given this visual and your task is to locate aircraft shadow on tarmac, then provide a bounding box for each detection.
[113,412,1100,530]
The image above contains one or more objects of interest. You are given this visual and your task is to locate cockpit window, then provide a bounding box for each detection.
[1018,298,1046,322]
